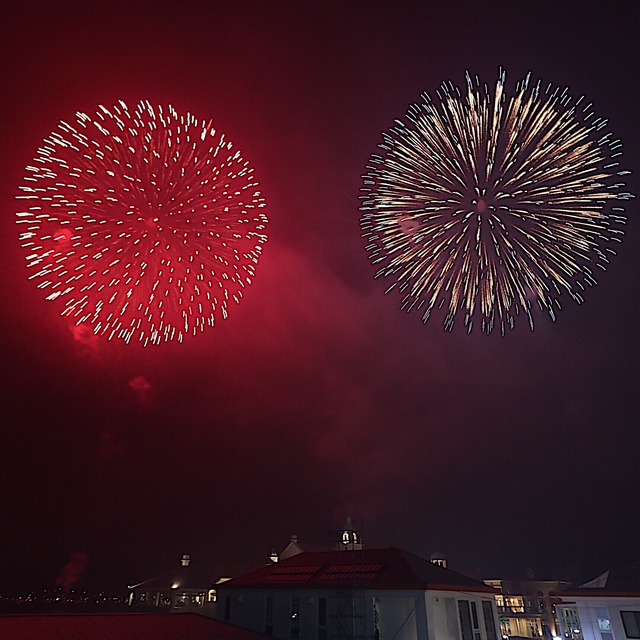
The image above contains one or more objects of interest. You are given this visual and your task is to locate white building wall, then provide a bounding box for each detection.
[570,598,640,640]
[223,589,265,632]
[214,586,500,640]
[610,601,640,640]
[218,588,351,639]
[216,587,424,639]
[579,602,606,640]
[425,590,501,640]
[372,591,424,640]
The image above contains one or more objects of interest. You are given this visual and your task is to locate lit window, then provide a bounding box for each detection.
[596,607,611,632]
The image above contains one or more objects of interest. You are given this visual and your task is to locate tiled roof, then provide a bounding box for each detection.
[0,612,270,640]
[219,548,496,593]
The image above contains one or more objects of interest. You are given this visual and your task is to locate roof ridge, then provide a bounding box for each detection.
[219,547,494,592]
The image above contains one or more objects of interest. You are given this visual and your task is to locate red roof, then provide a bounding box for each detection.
[0,612,270,640]
[220,548,496,593]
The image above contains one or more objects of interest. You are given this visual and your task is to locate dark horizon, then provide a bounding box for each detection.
[1,0,638,596]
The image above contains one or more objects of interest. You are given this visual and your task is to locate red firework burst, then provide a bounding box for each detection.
[16,100,268,346]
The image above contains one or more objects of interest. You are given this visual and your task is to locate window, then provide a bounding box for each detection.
[482,600,498,640]
[528,618,541,637]
[503,596,525,614]
[471,601,482,640]
[319,598,327,626]
[319,597,328,640]
[446,598,459,637]
[459,600,473,640]
[621,611,640,639]
[596,607,611,632]
[470,602,479,628]
[560,607,583,640]
[265,595,273,636]
[192,593,205,607]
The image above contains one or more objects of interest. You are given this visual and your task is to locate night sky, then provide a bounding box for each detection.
[1,1,638,593]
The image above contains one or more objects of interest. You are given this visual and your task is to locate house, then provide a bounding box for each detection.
[211,547,501,640]
[128,554,213,612]
[554,560,640,640]
[483,578,571,640]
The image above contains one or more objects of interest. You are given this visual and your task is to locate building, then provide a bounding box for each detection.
[483,578,571,640]
[212,546,501,640]
[127,554,213,612]
[554,561,640,640]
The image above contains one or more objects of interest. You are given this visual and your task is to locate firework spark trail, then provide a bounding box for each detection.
[360,69,632,334]
[16,100,268,346]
